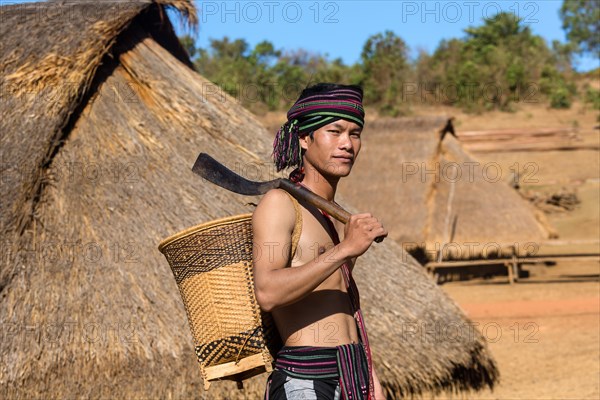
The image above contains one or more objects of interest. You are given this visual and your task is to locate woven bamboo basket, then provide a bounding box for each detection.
[158,214,281,390]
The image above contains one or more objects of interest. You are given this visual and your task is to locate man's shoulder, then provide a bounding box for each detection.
[252,189,296,231]
[256,188,296,210]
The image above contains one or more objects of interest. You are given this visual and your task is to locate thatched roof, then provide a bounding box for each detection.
[0,1,498,398]
[339,117,553,260]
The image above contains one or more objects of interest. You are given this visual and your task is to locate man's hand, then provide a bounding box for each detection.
[339,213,387,258]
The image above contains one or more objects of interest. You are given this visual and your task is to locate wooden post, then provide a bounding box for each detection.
[512,251,519,283]
[506,245,518,284]
[506,261,515,284]
[438,178,456,264]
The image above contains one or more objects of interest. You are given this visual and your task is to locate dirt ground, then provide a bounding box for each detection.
[433,259,599,400]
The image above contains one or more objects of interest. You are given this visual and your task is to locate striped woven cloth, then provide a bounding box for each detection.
[274,344,371,399]
[285,88,365,135]
[319,210,375,400]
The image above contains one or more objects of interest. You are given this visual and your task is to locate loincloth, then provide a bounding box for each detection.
[264,344,370,400]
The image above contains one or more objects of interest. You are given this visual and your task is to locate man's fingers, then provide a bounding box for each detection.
[371,228,388,240]
[349,213,372,222]
[363,222,377,231]
[354,216,379,225]
[363,221,384,230]
[348,214,386,241]
[371,226,387,235]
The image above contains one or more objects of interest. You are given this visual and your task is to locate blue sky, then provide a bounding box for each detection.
[179,0,597,71]
[4,0,597,71]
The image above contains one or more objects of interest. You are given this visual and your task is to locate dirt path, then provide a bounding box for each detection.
[431,260,599,399]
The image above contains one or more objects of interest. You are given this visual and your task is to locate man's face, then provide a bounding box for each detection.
[300,119,363,179]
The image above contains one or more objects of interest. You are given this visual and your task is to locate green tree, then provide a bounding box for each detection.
[560,0,600,58]
[551,40,577,73]
[194,37,252,99]
[251,41,280,66]
[360,31,410,115]
[425,12,562,111]
[192,38,353,112]
[463,13,543,109]
[178,34,198,60]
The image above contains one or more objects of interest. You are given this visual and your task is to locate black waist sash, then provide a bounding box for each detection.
[274,344,370,399]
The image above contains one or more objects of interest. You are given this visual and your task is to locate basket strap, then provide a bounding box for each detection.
[281,190,303,259]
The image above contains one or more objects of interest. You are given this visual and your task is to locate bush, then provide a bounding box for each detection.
[584,86,600,109]
[540,65,577,109]
[549,86,572,109]
[379,103,402,117]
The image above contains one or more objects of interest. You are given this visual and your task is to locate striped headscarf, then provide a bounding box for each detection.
[273,83,365,176]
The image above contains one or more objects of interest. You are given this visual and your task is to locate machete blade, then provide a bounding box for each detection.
[192,153,280,195]
[191,153,385,241]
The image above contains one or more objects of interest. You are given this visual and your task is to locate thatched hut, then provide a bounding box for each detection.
[339,117,553,261]
[1,1,498,398]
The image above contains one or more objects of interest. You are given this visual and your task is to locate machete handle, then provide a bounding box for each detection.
[278,180,385,243]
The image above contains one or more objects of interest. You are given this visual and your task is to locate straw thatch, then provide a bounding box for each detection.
[0,1,498,398]
[339,117,553,261]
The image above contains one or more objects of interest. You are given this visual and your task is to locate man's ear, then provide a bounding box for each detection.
[299,135,311,151]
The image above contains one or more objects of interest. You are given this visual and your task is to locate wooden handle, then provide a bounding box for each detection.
[278,180,385,243]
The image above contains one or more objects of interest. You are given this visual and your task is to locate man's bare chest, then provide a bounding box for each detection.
[292,208,345,260]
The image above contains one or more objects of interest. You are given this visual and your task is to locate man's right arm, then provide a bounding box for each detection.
[252,189,351,312]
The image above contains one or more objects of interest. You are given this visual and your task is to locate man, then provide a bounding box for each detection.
[252,83,387,400]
